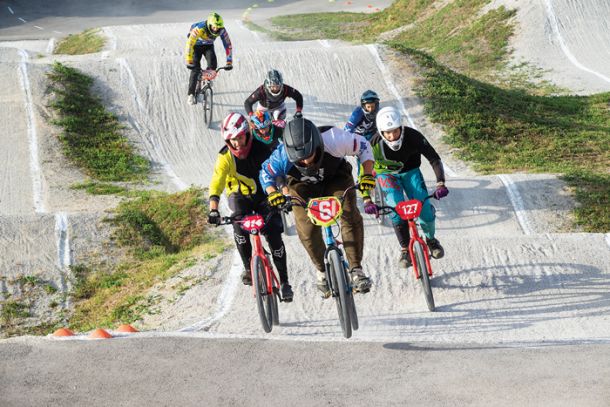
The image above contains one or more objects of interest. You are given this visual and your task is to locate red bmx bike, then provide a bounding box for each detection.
[217,210,285,333]
[376,195,436,311]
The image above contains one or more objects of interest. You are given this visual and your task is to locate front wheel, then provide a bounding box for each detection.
[414,241,435,311]
[202,85,213,126]
[328,249,352,339]
[373,179,390,227]
[252,256,273,332]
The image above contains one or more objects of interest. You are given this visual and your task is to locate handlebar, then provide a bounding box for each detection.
[214,202,288,227]
[285,184,360,210]
[375,194,435,216]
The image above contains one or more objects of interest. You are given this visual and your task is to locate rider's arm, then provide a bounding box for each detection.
[344,107,363,132]
[244,87,262,116]
[209,150,231,206]
[260,144,293,193]
[219,29,233,63]
[416,130,446,184]
[284,85,304,112]
[184,23,201,64]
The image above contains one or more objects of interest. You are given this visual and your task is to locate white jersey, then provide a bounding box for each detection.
[321,127,374,163]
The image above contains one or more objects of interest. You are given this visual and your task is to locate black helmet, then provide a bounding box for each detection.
[360,89,380,121]
[283,117,324,176]
[264,69,284,97]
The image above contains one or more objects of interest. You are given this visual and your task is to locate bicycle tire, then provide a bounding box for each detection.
[271,264,280,326]
[252,256,273,332]
[202,85,213,126]
[414,241,435,311]
[328,249,352,338]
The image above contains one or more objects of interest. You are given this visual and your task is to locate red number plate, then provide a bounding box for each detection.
[395,200,422,220]
[307,196,342,226]
[240,214,264,232]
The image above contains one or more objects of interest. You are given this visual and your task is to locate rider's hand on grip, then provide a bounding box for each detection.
[358,174,376,193]
[186,63,196,70]
[433,184,449,200]
[208,210,221,225]
[293,111,303,119]
[225,61,233,71]
[363,199,379,218]
[267,191,286,207]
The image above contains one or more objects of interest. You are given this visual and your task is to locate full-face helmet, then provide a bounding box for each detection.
[251,111,274,144]
[207,12,224,35]
[283,117,324,177]
[360,90,380,121]
[376,106,403,151]
[264,69,284,97]
[221,112,252,159]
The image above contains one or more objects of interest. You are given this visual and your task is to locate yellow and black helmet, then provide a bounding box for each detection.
[207,12,224,34]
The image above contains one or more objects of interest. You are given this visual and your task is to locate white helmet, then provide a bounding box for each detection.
[376,106,403,151]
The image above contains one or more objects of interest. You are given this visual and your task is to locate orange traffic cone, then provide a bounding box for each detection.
[117,324,138,333]
[89,328,113,339]
[52,327,74,337]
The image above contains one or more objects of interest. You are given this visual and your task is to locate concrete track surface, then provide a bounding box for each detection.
[1,1,609,405]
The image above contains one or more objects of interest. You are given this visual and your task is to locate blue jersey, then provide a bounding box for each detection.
[344,107,377,140]
[260,144,293,190]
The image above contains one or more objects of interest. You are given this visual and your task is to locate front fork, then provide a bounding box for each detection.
[407,221,433,280]
[322,227,352,296]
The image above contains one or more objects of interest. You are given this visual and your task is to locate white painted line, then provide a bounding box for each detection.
[498,174,533,235]
[318,40,331,48]
[116,57,187,191]
[17,49,45,213]
[179,250,242,332]
[46,38,55,54]
[18,17,26,23]
[34,25,43,30]
[605,234,610,249]
[367,44,458,178]
[54,212,71,269]
[544,0,610,84]
[8,6,14,14]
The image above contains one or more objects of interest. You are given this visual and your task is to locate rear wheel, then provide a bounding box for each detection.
[328,249,352,338]
[202,85,213,126]
[252,256,273,332]
[414,242,435,311]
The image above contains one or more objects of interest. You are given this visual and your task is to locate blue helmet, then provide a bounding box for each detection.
[360,90,380,121]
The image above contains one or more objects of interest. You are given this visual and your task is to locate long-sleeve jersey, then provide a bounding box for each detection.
[209,139,272,202]
[344,107,377,139]
[244,84,304,115]
[184,21,232,64]
[370,126,445,183]
[260,126,374,189]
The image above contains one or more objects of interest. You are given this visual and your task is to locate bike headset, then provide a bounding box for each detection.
[251,111,274,144]
[376,106,403,151]
[360,90,380,122]
[283,117,324,177]
[221,112,253,159]
[264,69,284,98]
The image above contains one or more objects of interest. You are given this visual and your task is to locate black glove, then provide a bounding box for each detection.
[293,111,303,119]
[207,210,221,225]
[186,63,196,70]
[267,191,286,207]
[225,62,233,71]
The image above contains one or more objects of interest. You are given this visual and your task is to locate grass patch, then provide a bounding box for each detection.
[1,300,30,323]
[68,188,231,331]
[71,181,129,195]
[54,28,106,55]
[47,62,149,182]
[394,46,610,230]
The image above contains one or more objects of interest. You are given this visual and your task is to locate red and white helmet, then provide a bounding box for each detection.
[221,112,252,159]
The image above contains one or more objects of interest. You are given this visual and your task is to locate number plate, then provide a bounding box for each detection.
[240,214,265,232]
[307,196,343,227]
[395,200,422,220]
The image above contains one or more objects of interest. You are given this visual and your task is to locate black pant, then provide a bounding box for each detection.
[228,194,289,284]
[188,43,217,95]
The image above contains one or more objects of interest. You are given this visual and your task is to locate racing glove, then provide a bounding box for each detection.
[363,199,379,218]
[186,62,196,70]
[293,111,303,119]
[207,210,221,225]
[358,174,376,193]
[225,61,233,71]
[433,182,449,200]
[267,191,286,207]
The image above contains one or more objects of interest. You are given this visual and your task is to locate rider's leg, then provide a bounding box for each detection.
[260,207,289,284]
[202,44,217,70]
[228,194,254,284]
[377,173,411,265]
[400,168,436,239]
[188,44,205,95]
[288,182,326,273]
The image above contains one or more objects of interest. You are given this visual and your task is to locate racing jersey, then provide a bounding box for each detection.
[260,126,374,188]
[244,84,304,115]
[370,126,445,183]
[184,21,232,64]
[209,138,272,202]
[344,107,377,140]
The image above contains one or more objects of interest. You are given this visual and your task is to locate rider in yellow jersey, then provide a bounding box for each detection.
[185,12,233,105]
